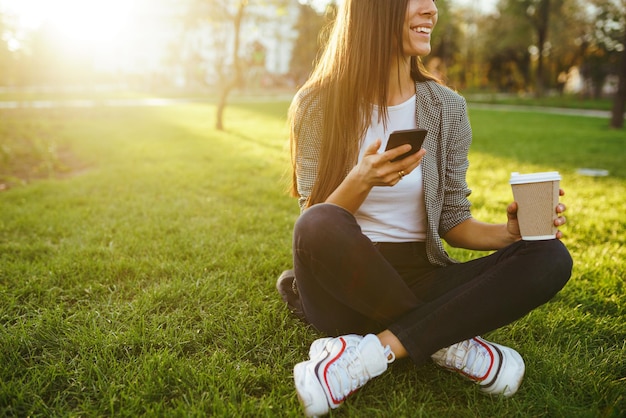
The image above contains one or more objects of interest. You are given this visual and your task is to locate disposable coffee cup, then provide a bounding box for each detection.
[509,171,561,240]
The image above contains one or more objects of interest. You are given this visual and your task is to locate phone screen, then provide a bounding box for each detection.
[385,128,427,162]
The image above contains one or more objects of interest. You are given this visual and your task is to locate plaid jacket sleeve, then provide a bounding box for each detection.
[292,88,323,211]
[418,81,473,266]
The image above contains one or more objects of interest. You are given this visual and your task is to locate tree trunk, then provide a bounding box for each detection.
[535,0,550,97]
[610,31,626,129]
[215,1,246,131]
[216,86,232,131]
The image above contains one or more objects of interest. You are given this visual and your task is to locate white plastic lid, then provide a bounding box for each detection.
[509,171,561,184]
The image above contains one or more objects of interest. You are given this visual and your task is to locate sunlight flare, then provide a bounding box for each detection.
[7,0,134,43]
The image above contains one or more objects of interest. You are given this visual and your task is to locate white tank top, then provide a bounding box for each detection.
[355,95,427,242]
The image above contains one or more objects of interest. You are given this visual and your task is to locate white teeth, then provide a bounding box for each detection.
[413,26,431,34]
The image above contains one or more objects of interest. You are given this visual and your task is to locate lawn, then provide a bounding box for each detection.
[463,92,616,112]
[0,100,624,417]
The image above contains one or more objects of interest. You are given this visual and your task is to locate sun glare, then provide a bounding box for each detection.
[8,0,134,44]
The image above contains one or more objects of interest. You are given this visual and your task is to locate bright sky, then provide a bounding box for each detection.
[3,0,135,43]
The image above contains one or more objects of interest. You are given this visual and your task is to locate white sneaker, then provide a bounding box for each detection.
[308,337,332,359]
[431,336,525,397]
[294,334,395,416]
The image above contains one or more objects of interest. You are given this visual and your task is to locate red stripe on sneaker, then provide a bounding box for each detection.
[479,342,504,389]
[323,337,347,406]
[468,337,494,382]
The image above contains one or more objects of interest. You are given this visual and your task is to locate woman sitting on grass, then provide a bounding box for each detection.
[277,0,573,416]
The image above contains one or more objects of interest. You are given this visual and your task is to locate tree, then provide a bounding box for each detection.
[588,0,626,129]
[479,0,586,94]
[183,0,248,131]
[481,0,535,92]
[288,2,333,87]
[528,0,554,96]
[543,0,590,93]
[425,0,463,86]
[611,28,626,129]
[510,0,577,96]
[214,1,246,132]
[183,0,293,131]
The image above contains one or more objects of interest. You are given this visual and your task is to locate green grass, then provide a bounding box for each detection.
[0,88,289,104]
[1,87,615,112]
[0,102,624,417]
[463,92,615,112]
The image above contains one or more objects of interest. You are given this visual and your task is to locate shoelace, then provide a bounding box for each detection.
[324,339,395,403]
[325,343,368,402]
[443,339,493,382]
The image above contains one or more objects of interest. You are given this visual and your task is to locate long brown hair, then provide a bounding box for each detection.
[289,0,439,207]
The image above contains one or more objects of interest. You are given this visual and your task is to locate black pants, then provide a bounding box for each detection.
[293,204,572,365]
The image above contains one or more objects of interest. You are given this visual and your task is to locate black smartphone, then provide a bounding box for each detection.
[385,128,427,162]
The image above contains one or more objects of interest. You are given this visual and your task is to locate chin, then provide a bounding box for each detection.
[408,49,431,57]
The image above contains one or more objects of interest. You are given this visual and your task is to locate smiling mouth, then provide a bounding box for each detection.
[411,26,432,35]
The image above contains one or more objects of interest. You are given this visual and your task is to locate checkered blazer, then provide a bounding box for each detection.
[293,80,473,266]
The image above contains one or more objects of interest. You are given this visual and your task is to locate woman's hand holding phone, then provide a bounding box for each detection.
[354,130,427,188]
[325,133,426,213]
